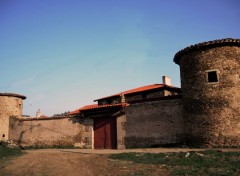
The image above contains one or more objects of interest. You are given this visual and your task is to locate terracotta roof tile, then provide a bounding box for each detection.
[69,83,180,115]
[69,103,128,115]
[174,38,240,64]
[69,104,98,114]
[94,84,180,101]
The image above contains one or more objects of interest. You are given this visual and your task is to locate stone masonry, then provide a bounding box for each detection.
[9,116,93,148]
[174,38,240,147]
[2,38,240,149]
[124,99,184,148]
[0,93,26,141]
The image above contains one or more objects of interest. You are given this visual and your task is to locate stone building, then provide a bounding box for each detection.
[174,38,240,147]
[95,79,180,106]
[0,93,26,141]
[70,81,182,149]
[4,38,240,149]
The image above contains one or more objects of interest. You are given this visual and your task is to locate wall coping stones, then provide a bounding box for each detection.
[173,38,240,64]
[0,93,27,100]
[19,115,81,121]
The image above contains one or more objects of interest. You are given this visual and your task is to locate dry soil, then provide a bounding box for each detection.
[0,149,168,176]
[1,148,240,176]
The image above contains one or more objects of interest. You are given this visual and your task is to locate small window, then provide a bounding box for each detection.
[142,94,147,99]
[2,134,5,138]
[206,70,219,83]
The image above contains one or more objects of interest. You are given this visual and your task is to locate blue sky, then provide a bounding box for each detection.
[0,0,239,116]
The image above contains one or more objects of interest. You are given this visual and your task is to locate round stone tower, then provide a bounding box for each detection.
[0,93,26,141]
[174,38,240,147]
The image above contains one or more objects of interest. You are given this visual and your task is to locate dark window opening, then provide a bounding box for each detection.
[2,134,5,138]
[207,71,218,83]
[142,94,147,99]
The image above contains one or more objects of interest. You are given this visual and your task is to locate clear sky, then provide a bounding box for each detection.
[0,0,239,116]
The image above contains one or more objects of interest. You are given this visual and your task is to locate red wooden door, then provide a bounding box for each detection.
[94,117,117,149]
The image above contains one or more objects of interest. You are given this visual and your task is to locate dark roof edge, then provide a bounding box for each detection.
[94,94,120,102]
[0,93,27,100]
[173,38,240,65]
[94,84,181,101]
[80,103,127,112]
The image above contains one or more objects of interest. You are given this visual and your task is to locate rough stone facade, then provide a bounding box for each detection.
[174,38,240,147]
[0,93,25,141]
[124,99,184,148]
[2,38,240,149]
[116,114,127,149]
[9,117,93,148]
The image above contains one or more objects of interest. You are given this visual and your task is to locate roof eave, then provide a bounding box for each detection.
[0,93,27,100]
[94,95,121,102]
[173,38,240,65]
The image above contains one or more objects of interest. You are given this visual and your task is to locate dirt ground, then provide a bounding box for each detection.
[1,148,240,176]
[0,149,169,176]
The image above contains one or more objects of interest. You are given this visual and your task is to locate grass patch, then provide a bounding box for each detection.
[109,151,240,176]
[0,141,23,160]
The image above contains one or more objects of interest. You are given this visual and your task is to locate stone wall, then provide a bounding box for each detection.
[116,114,127,149]
[9,117,93,148]
[124,99,184,148]
[179,46,240,147]
[0,96,23,141]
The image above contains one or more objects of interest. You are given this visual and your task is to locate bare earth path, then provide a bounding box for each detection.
[1,148,240,176]
[0,149,169,176]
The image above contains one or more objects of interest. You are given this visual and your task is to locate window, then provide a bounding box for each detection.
[206,70,219,83]
[142,94,147,99]
[2,134,5,138]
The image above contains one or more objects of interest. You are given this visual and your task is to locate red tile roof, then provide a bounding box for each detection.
[69,83,180,115]
[69,104,98,114]
[69,103,128,115]
[94,84,180,101]
[68,110,80,115]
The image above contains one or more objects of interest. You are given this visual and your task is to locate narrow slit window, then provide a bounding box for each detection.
[207,71,218,83]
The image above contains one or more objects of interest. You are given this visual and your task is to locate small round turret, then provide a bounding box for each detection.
[0,93,26,140]
[174,38,240,147]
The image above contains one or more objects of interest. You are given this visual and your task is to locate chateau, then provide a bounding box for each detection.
[1,38,240,149]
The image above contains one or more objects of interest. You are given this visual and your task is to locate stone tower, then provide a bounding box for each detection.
[174,38,240,147]
[36,109,41,118]
[0,93,26,141]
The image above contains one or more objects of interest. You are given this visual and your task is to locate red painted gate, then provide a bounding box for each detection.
[94,117,117,149]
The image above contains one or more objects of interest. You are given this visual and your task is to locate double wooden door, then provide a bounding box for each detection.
[94,117,117,149]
